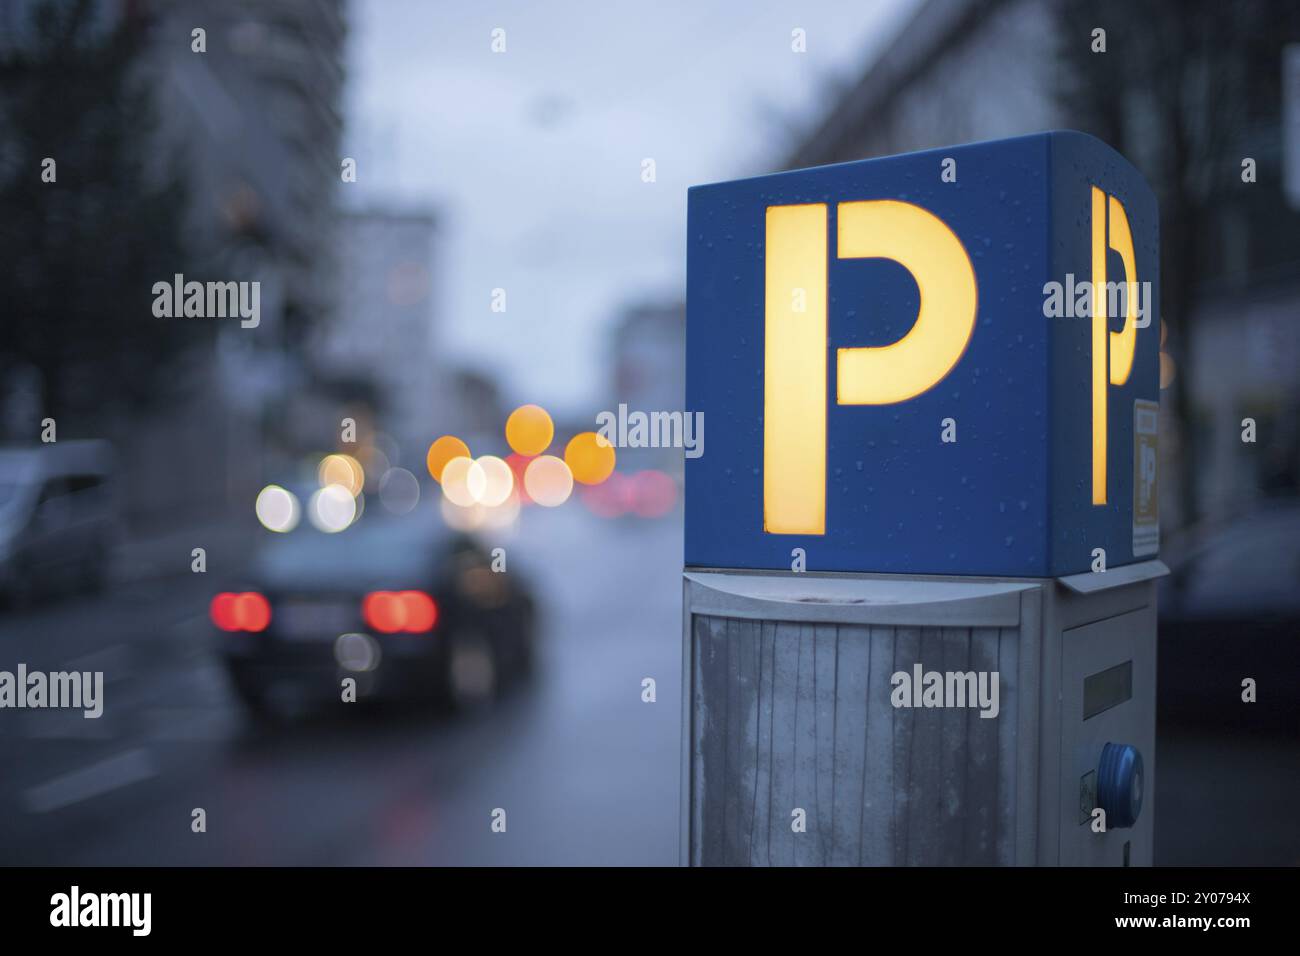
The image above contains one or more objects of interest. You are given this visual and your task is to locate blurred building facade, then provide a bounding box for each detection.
[147,0,345,340]
[310,208,440,461]
[138,0,347,517]
[784,0,1300,531]
[786,0,1058,168]
[0,0,349,523]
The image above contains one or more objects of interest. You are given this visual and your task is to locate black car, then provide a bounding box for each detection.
[216,504,536,718]
[1157,502,1300,733]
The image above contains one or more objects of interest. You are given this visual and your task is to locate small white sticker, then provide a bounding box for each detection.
[1133,400,1158,556]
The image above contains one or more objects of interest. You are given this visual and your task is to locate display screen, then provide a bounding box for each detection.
[1084,660,1133,719]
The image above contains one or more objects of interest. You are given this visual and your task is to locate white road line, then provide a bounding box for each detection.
[22,748,157,814]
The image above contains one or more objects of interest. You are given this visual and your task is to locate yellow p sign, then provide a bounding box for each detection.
[763,200,978,535]
[1090,186,1139,505]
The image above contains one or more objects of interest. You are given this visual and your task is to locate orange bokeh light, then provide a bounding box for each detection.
[426,435,470,483]
[564,431,616,485]
[505,404,554,457]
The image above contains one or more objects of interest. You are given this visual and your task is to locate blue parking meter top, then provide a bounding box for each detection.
[684,131,1160,578]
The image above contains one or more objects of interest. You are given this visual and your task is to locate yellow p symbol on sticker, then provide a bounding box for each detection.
[763,200,978,535]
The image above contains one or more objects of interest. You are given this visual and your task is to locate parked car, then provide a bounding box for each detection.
[1157,501,1300,733]
[0,441,117,607]
[216,499,536,718]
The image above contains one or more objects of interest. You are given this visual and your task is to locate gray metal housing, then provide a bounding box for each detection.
[680,562,1167,866]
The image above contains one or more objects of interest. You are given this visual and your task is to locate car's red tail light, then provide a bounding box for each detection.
[400,591,437,632]
[362,591,402,633]
[210,592,271,632]
[363,590,438,633]
[210,593,239,631]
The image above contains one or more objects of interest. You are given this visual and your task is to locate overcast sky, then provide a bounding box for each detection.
[344,0,918,417]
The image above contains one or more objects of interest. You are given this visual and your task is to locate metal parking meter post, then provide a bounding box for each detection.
[681,132,1165,867]
[679,563,1166,865]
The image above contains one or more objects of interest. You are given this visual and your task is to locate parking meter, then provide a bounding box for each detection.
[681,131,1166,865]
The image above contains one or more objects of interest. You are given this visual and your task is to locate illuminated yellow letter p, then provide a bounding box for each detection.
[764,200,978,535]
[835,201,978,405]
[1090,186,1139,505]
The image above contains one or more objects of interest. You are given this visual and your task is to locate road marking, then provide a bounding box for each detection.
[22,748,157,814]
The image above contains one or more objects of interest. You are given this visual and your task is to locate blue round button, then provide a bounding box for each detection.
[1097,742,1143,829]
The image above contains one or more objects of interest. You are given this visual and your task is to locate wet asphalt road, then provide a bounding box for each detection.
[0,506,682,865]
